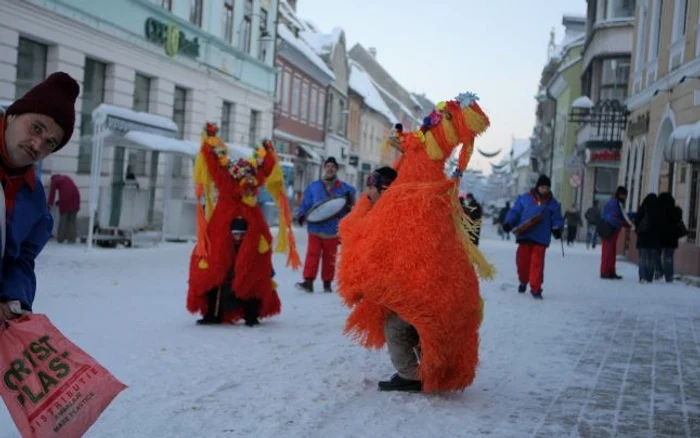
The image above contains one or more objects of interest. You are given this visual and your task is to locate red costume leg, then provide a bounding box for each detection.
[516,243,533,285]
[601,231,619,277]
[529,245,547,291]
[303,234,323,280]
[321,237,340,283]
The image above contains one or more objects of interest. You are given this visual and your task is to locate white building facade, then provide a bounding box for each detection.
[0,0,279,237]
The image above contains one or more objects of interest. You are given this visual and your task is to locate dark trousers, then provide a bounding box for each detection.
[655,248,675,282]
[57,211,78,243]
[566,225,578,245]
[638,248,659,282]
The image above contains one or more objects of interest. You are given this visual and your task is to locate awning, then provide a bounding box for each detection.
[93,103,178,133]
[123,131,199,157]
[297,143,322,163]
[665,122,700,163]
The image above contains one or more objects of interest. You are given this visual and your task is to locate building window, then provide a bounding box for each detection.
[634,5,648,72]
[651,0,664,58]
[78,59,106,174]
[133,74,151,112]
[300,81,309,123]
[599,58,631,102]
[258,7,268,61]
[291,76,301,118]
[673,0,689,40]
[172,86,187,176]
[281,70,291,114]
[594,168,619,204]
[605,0,635,19]
[152,0,172,9]
[339,99,347,136]
[309,86,318,127]
[221,101,235,142]
[249,109,259,147]
[223,0,234,43]
[241,0,253,54]
[326,93,334,132]
[317,90,326,128]
[190,0,203,26]
[15,38,47,99]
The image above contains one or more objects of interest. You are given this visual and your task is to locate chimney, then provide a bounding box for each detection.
[287,0,297,11]
[368,47,377,59]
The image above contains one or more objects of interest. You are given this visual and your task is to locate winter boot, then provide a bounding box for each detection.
[378,374,422,393]
[518,283,527,294]
[196,315,222,325]
[531,289,543,300]
[295,279,314,293]
[243,299,260,327]
[197,290,222,325]
[323,281,333,293]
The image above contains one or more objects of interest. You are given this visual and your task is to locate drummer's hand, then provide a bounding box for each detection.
[0,303,20,323]
[297,215,305,226]
[345,191,355,207]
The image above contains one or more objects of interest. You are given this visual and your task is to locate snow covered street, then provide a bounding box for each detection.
[2,225,700,438]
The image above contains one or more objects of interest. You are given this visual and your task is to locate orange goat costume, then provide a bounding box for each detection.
[337,93,494,392]
[186,123,300,323]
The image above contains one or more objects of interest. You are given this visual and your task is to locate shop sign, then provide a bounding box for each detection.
[145,17,200,58]
[585,148,621,164]
[627,111,649,138]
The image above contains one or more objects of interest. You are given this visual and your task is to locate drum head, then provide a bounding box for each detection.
[306,197,348,224]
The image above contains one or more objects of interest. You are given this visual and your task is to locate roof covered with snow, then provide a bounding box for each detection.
[300,27,344,57]
[277,24,335,80]
[349,61,398,124]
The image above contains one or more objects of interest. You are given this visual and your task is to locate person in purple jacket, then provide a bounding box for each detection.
[295,157,356,293]
[48,174,81,243]
[502,175,565,299]
[600,186,631,279]
[0,72,80,322]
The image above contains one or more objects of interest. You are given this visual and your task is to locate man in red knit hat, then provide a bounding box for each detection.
[0,72,80,322]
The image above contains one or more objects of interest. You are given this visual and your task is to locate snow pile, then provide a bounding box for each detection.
[93,103,178,133]
[277,24,335,80]
[349,62,398,125]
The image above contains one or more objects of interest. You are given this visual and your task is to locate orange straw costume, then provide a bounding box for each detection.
[337,94,494,392]
[187,123,300,323]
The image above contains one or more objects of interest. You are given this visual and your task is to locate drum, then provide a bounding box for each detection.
[305,197,348,224]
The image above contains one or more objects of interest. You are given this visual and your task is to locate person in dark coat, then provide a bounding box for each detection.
[656,193,683,283]
[564,204,583,246]
[584,200,601,249]
[462,193,483,246]
[634,193,661,283]
[48,174,81,243]
[497,202,511,240]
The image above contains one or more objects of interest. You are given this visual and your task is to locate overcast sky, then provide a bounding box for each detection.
[296,0,587,172]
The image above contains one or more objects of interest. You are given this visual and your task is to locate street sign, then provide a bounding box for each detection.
[569,173,582,188]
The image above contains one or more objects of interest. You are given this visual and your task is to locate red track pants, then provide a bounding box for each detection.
[600,230,620,277]
[516,243,547,292]
[303,234,340,282]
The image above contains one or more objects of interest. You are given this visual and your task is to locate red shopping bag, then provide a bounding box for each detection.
[0,314,126,438]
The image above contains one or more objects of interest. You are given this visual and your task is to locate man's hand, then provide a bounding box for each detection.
[0,303,20,323]
[502,223,513,233]
[552,228,562,240]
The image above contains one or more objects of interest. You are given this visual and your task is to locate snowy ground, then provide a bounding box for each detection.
[2,225,700,438]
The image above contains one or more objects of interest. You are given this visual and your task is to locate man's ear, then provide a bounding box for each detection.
[5,114,16,123]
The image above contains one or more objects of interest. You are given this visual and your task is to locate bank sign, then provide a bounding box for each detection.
[144,17,200,58]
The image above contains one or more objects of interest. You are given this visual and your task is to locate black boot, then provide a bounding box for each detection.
[197,290,222,325]
[295,279,314,293]
[243,299,261,327]
[531,289,543,300]
[378,374,422,392]
[518,283,527,294]
[323,281,333,293]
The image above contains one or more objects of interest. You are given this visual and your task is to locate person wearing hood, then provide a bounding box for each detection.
[0,72,80,323]
[502,175,565,299]
[295,157,356,293]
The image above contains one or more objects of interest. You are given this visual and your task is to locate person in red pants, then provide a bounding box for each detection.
[502,175,564,300]
[296,157,356,293]
[600,186,631,279]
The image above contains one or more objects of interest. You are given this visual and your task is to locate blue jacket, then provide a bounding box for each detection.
[297,179,356,236]
[1,175,53,311]
[505,190,564,247]
[603,197,628,230]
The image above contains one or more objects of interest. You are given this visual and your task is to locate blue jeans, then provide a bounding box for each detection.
[586,225,598,248]
[655,248,675,282]
[638,248,659,282]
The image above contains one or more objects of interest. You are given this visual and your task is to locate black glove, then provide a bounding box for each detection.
[552,228,562,240]
[297,215,305,226]
[345,191,355,208]
[502,223,513,233]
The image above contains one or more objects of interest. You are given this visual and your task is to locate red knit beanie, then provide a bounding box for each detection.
[6,72,80,150]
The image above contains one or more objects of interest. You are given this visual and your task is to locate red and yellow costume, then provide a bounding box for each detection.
[186,123,300,323]
[337,94,494,392]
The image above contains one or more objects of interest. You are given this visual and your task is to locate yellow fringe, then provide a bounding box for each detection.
[461,107,489,135]
[424,132,445,160]
[259,235,270,254]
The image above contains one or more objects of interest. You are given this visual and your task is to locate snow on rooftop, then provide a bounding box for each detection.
[300,31,333,56]
[278,0,306,31]
[349,62,398,125]
[511,138,531,160]
[278,24,335,80]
